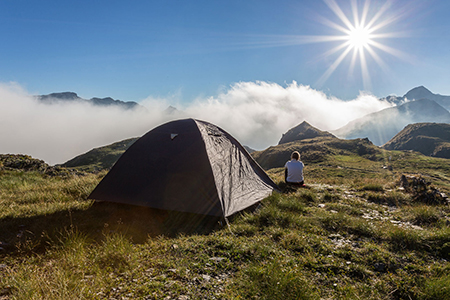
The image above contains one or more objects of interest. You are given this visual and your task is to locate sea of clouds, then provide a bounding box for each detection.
[0,81,394,165]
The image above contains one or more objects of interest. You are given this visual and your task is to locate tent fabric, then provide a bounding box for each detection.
[88,119,278,217]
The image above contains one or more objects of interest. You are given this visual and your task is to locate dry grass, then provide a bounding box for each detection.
[1,150,450,299]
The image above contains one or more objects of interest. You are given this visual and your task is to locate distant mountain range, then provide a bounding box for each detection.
[384,86,450,110]
[41,86,450,168]
[333,98,450,146]
[61,118,450,171]
[332,86,450,146]
[37,92,145,110]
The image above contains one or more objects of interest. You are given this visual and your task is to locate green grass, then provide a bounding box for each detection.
[1,150,450,299]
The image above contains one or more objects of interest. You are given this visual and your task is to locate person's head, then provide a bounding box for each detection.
[291,151,300,160]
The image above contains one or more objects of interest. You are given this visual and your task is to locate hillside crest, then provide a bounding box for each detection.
[383,122,450,159]
[278,121,335,145]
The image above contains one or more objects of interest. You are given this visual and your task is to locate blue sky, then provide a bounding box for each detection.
[1,0,450,102]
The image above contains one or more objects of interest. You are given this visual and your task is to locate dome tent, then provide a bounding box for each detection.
[89,119,278,218]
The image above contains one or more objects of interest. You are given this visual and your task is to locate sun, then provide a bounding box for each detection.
[312,0,410,90]
[347,26,372,50]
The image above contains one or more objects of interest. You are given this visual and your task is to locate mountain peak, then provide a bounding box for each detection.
[163,105,179,115]
[278,121,335,145]
[403,86,433,100]
[39,92,81,102]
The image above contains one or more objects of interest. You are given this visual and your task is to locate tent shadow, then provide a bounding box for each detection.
[0,201,222,256]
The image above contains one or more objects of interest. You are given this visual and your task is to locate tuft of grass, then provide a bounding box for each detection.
[404,205,442,227]
[361,183,385,192]
[387,225,425,252]
[421,273,450,300]
[322,190,342,202]
[234,260,319,300]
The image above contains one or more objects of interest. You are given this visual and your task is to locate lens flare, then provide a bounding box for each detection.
[314,0,412,90]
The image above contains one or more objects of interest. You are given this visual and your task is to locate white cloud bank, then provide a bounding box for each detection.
[0,81,394,165]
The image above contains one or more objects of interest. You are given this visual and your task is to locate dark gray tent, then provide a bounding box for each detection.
[89,119,278,217]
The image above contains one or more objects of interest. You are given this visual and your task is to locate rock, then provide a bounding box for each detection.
[209,257,226,263]
[201,274,211,282]
[0,154,84,177]
[374,262,386,272]
[398,174,448,205]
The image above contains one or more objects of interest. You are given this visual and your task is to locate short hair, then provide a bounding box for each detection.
[291,151,300,160]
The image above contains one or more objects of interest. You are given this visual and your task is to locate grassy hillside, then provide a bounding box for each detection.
[252,136,381,170]
[60,138,138,171]
[383,123,450,159]
[1,148,450,299]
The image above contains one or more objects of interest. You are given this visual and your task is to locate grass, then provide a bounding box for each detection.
[1,150,450,299]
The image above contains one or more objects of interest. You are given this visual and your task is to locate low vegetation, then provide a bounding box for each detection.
[1,149,449,299]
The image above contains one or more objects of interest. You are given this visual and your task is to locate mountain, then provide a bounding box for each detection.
[163,105,180,115]
[253,123,380,170]
[60,138,138,171]
[333,99,450,146]
[383,123,450,159]
[38,92,144,110]
[384,86,450,110]
[278,121,335,144]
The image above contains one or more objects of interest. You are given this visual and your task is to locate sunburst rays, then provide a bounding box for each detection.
[315,0,411,90]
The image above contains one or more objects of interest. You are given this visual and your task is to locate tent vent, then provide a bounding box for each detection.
[171,134,178,140]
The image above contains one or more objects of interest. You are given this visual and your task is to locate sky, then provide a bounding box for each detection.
[1,0,450,164]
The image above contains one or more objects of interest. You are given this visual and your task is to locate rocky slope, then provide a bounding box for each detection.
[278,121,336,144]
[0,154,82,176]
[383,123,450,159]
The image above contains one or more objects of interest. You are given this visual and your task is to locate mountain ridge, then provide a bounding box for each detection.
[38,92,144,110]
[383,123,450,159]
[332,99,450,146]
[278,121,336,145]
[384,86,450,110]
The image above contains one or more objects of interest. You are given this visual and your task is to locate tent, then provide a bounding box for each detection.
[89,119,278,217]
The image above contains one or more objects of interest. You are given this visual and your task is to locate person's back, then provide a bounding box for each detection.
[285,151,304,185]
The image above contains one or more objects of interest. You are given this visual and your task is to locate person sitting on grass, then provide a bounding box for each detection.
[284,151,304,186]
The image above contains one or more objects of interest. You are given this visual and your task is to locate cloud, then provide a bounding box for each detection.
[0,81,394,165]
[182,81,394,149]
